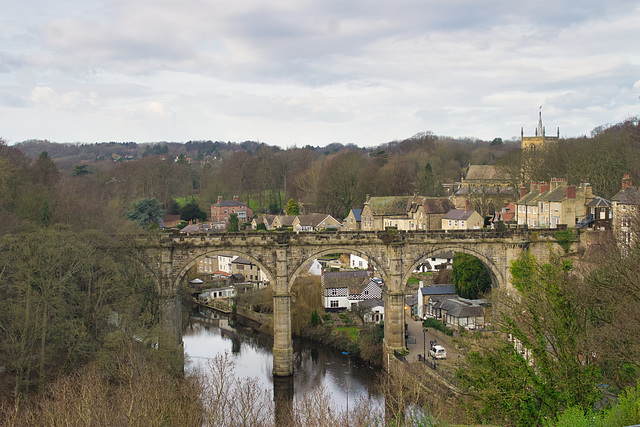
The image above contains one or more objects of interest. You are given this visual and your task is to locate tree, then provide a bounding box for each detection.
[228,213,239,232]
[451,253,491,299]
[456,251,602,426]
[71,164,92,176]
[126,198,164,227]
[180,201,207,222]
[284,198,300,215]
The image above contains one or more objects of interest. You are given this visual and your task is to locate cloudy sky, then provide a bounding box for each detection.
[1,0,639,147]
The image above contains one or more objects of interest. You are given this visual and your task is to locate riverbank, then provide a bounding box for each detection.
[202,302,383,365]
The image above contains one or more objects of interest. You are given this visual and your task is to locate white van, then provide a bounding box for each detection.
[429,345,447,359]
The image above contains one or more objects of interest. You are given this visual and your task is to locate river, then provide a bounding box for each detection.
[183,307,384,412]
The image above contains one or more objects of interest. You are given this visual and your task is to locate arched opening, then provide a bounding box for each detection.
[404,247,500,332]
[287,247,387,364]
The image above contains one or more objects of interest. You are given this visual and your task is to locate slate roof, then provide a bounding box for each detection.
[587,197,612,208]
[612,186,640,205]
[359,298,384,309]
[351,209,362,222]
[212,200,248,207]
[442,209,477,220]
[420,284,457,296]
[232,257,254,265]
[408,197,454,213]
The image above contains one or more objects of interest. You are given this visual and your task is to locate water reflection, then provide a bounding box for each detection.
[183,309,383,412]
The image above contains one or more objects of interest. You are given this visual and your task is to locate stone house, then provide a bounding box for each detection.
[343,208,362,231]
[292,214,341,232]
[441,209,483,230]
[515,179,594,228]
[416,283,457,319]
[612,174,640,246]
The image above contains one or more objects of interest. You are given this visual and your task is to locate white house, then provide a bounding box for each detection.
[350,254,369,269]
[323,271,382,311]
[359,299,384,324]
[198,286,236,302]
[414,251,453,273]
[416,282,457,319]
[307,259,324,276]
[217,254,237,274]
[435,297,489,330]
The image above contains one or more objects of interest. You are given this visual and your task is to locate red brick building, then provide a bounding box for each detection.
[210,196,253,229]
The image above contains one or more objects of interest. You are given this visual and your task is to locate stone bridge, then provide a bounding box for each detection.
[143,228,574,376]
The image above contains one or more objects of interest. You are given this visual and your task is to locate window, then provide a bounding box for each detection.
[527,206,531,214]
[330,289,338,296]
[533,206,537,214]
[461,221,465,227]
[545,203,548,212]
[555,203,559,212]
[448,220,452,227]
[454,220,458,227]
[330,300,339,308]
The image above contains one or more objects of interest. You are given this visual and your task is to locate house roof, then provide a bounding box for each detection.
[359,298,384,309]
[420,284,456,296]
[324,270,371,289]
[349,279,382,296]
[212,199,248,208]
[442,209,477,220]
[405,294,418,306]
[612,186,640,205]
[587,197,611,208]
[232,257,254,265]
[276,215,296,226]
[296,213,340,227]
[435,297,487,317]
[349,209,362,222]
[408,197,455,214]
[463,165,510,182]
[366,196,411,216]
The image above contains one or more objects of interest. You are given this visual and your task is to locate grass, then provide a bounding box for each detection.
[335,326,359,342]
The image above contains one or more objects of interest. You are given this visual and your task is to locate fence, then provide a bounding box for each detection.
[417,354,438,370]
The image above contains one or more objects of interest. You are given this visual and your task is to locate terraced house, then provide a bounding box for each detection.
[515,179,595,228]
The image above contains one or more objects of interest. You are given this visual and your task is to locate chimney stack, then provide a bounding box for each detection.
[519,186,528,199]
[233,195,239,201]
[217,195,223,204]
[622,174,633,190]
[465,199,471,211]
[539,182,550,194]
[566,186,576,199]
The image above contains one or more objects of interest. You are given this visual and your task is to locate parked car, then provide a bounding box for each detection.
[429,345,447,359]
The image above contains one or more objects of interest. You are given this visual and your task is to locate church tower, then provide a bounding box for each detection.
[521,107,559,151]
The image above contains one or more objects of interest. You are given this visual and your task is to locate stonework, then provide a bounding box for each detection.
[145,228,578,376]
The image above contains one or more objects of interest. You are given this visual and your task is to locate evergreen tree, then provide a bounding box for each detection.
[285,198,300,215]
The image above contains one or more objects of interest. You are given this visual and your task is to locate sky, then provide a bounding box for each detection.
[1,0,640,148]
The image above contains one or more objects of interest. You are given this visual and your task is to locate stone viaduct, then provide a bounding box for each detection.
[142,228,574,376]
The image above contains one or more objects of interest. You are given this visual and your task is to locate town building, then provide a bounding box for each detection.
[210,196,253,229]
[515,180,594,228]
[441,209,484,230]
[416,283,457,319]
[292,214,341,232]
[343,208,362,231]
[521,109,560,151]
[360,194,453,231]
[612,174,640,246]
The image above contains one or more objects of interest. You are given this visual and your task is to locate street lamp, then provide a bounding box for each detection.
[423,328,428,361]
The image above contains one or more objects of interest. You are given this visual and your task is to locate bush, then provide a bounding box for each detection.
[423,318,453,336]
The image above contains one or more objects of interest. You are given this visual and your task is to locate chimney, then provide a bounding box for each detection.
[622,174,633,190]
[519,186,527,199]
[233,195,239,201]
[217,195,223,204]
[539,182,550,194]
[531,182,540,194]
[566,186,576,199]
[465,199,471,211]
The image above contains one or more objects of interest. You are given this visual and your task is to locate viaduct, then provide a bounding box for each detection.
[143,228,575,376]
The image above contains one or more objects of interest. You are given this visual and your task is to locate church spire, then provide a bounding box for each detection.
[537,106,543,136]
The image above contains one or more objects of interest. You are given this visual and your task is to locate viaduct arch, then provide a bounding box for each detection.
[144,228,572,376]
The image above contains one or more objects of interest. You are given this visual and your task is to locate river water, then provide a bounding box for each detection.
[183,307,383,412]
